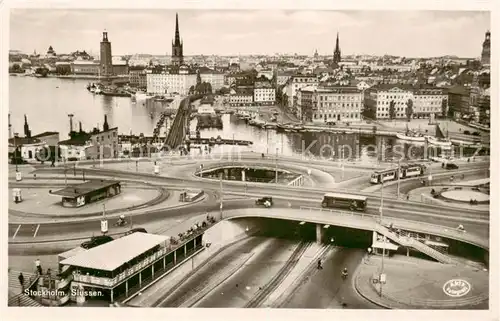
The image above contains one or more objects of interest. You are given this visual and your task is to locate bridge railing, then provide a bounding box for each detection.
[298,206,488,250]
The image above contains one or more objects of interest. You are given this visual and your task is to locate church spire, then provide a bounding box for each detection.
[174,12,181,46]
[333,32,341,67]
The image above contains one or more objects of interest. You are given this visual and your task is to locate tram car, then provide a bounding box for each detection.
[370,164,425,184]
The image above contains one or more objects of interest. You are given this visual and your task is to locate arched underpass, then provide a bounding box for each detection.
[230,217,488,266]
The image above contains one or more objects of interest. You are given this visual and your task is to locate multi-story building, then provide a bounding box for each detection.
[296,86,317,121]
[146,70,197,95]
[129,67,148,89]
[71,61,100,75]
[470,86,490,124]
[276,71,294,86]
[285,75,319,112]
[199,70,225,91]
[367,85,414,119]
[311,86,363,123]
[413,87,447,118]
[229,88,254,106]
[254,84,275,106]
[58,115,119,160]
[447,85,471,118]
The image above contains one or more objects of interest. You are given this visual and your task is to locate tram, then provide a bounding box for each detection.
[370,164,425,184]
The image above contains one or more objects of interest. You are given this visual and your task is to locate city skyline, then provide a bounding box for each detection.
[10,9,490,58]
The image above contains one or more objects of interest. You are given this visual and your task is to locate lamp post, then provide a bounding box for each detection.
[397,160,401,199]
[275,148,279,183]
[219,174,223,220]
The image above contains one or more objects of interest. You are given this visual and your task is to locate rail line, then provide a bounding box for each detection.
[245,242,309,308]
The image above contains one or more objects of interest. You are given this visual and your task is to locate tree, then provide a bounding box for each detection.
[196,71,202,85]
[9,63,22,73]
[388,100,396,120]
[189,85,195,94]
[10,147,24,165]
[441,99,448,118]
[35,67,49,77]
[406,99,413,121]
[217,87,230,95]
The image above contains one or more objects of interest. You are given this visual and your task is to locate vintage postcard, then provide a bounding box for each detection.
[1,0,497,320]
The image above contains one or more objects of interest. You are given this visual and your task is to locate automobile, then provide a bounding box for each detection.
[472,131,481,136]
[255,196,273,208]
[124,227,148,236]
[445,163,459,170]
[80,235,114,249]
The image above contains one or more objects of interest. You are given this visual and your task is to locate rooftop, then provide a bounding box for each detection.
[33,131,59,138]
[60,232,169,272]
[50,179,121,198]
[8,136,43,146]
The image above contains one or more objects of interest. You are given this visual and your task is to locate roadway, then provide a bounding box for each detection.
[281,247,380,309]
[155,236,293,307]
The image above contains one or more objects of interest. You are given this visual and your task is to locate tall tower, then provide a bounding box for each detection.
[23,115,31,138]
[333,32,341,67]
[481,30,490,66]
[171,13,184,66]
[100,31,113,77]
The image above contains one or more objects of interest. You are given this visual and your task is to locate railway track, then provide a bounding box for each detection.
[244,242,309,308]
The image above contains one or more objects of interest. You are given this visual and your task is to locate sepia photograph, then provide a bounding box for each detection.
[2,1,496,318]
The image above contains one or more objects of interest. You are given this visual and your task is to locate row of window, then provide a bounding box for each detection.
[319,95,361,101]
[314,113,360,119]
[319,102,361,108]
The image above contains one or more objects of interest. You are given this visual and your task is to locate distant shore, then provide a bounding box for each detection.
[9,73,129,80]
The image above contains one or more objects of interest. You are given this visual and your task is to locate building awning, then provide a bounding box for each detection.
[371,241,399,251]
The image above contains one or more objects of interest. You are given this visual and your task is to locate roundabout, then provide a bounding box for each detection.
[9,184,167,218]
[440,190,489,204]
[7,156,491,310]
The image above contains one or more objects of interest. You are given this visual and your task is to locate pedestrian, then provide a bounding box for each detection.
[33,173,36,180]
[35,259,42,275]
[18,272,24,290]
[317,259,323,270]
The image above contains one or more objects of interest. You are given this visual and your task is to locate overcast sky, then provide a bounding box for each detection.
[10,10,490,57]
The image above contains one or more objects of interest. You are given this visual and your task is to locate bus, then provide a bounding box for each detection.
[321,193,368,211]
[370,164,425,184]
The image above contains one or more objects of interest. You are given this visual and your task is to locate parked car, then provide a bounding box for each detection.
[80,235,114,249]
[472,131,481,136]
[124,227,148,236]
[445,163,459,170]
[255,196,273,208]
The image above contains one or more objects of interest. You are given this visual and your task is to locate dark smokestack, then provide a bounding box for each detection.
[24,114,31,138]
[103,115,109,131]
[79,121,83,133]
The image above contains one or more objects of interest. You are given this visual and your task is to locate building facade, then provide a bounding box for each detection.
[146,73,197,95]
[253,86,276,105]
[296,86,316,122]
[368,85,414,119]
[285,75,319,111]
[129,68,148,88]
[171,13,184,66]
[413,87,447,118]
[312,86,363,123]
[447,86,471,118]
[71,61,100,75]
[100,31,113,77]
[200,71,225,91]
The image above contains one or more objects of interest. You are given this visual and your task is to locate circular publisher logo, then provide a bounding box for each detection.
[443,279,471,297]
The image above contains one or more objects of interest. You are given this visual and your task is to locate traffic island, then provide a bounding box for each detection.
[354,256,489,309]
[8,185,166,218]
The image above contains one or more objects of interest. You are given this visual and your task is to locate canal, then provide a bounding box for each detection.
[10,76,486,163]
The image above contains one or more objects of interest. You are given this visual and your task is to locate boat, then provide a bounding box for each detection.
[94,87,102,94]
[426,136,452,149]
[396,130,426,142]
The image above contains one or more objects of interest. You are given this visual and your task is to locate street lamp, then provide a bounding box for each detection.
[275,148,279,183]
[397,160,401,199]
